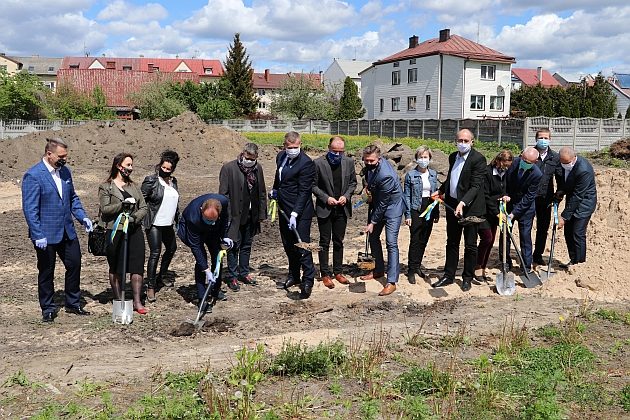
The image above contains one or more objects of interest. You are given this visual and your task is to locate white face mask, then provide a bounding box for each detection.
[561,159,576,171]
[286,148,300,158]
[241,158,256,168]
[416,158,430,168]
[457,142,471,154]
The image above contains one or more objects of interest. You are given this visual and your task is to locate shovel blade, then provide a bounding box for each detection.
[295,241,322,252]
[520,271,542,288]
[540,269,555,283]
[112,299,133,324]
[496,272,516,296]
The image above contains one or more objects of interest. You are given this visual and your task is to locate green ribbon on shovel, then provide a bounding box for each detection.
[110,212,130,243]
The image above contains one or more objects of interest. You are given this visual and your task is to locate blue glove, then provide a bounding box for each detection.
[35,238,47,249]
[205,269,216,286]
[221,237,234,250]
[83,218,93,233]
[289,214,297,230]
[268,189,278,199]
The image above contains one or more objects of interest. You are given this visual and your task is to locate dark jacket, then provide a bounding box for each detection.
[218,159,267,240]
[272,150,316,219]
[535,147,563,201]
[98,181,147,230]
[403,167,439,220]
[141,173,180,230]
[312,155,357,219]
[481,165,508,229]
[558,156,597,220]
[177,194,230,272]
[439,148,487,217]
[505,158,542,220]
[366,158,404,224]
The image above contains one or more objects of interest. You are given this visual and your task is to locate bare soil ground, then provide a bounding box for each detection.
[0,114,628,417]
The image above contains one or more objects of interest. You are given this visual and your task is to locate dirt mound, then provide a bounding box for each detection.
[0,111,248,181]
[609,138,630,160]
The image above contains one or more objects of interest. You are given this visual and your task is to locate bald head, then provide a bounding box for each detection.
[558,146,577,164]
[521,147,540,164]
[456,129,474,142]
[329,136,345,152]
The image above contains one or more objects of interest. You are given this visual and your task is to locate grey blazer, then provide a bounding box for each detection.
[312,155,357,219]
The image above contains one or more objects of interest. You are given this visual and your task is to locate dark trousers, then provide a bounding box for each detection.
[477,225,498,268]
[193,241,222,301]
[279,216,315,290]
[444,209,478,280]
[227,218,255,279]
[564,216,590,263]
[407,208,434,271]
[146,225,177,288]
[505,215,534,270]
[317,208,347,276]
[35,236,82,314]
[533,196,552,260]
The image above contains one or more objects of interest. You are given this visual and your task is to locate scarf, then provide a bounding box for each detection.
[237,154,257,191]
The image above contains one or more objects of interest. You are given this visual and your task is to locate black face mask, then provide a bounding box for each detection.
[159,168,172,178]
[364,163,378,171]
[55,159,67,168]
[120,167,133,178]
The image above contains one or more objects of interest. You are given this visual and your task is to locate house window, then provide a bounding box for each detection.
[410,58,416,64]
[393,62,400,67]
[257,89,266,96]
[106,61,115,69]
[426,95,431,110]
[123,65,132,71]
[69,64,79,69]
[407,96,417,111]
[379,98,384,113]
[408,68,417,83]
[43,81,56,90]
[392,71,400,85]
[481,65,495,80]
[204,67,213,74]
[48,66,55,72]
[392,97,400,111]
[490,95,504,111]
[470,95,485,110]
[28,65,35,73]
[258,101,267,109]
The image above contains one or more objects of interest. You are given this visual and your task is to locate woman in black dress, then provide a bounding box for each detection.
[98,153,148,314]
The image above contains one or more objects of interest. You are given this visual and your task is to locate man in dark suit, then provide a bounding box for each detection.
[312,136,357,288]
[219,143,267,291]
[532,129,564,266]
[271,131,317,299]
[556,147,597,269]
[177,194,232,309]
[431,129,487,292]
[22,137,93,322]
[359,144,405,296]
[504,147,543,273]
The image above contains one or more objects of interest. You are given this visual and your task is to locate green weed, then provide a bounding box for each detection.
[621,384,630,411]
[440,324,471,349]
[3,369,41,389]
[124,392,208,419]
[396,395,432,419]
[74,378,106,398]
[495,318,530,360]
[345,328,390,381]
[396,364,454,397]
[270,339,346,378]
[359,397,380,420]
[594,308,630,325]
[538,325,562,340]
[520,393,564,420]
[328,379,342,396]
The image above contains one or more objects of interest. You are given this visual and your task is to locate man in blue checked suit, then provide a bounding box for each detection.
[22,138,93,323]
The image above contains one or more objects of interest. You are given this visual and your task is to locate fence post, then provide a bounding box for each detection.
[498,120,502,146]
[522,117,529,150]
[379,120,382,138]
[406,120,410,138]
[368,121,371,136]
[357,120,360,136]
[393,120,396,139]
[597,119,602,151]
[476,120,480,141]
[623,118,627,139]
[421,120,425,139]
[456,119,460,134]
[0,120,3,140]
[438,119,442,141]
[572,119,577,149]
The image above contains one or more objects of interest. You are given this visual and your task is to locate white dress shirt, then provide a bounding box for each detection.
[449,151,469,199]
[42,158,62,199]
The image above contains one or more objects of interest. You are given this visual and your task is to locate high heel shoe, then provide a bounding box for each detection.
[134,307,148,315]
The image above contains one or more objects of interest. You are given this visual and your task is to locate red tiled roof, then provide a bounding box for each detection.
[252,71,321,89]
[512,68,560,87]
[375,34,515,65]
[60,57,224,77]
[57,69,199,108]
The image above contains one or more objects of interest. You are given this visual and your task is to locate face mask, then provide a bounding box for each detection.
[457,142,471,154]
[241,158,256,168]
[120,167,132,178]
[327,151,342,166]
[561,160,575,171]
[159,168,172,178]
[203,217,216,226]
[536,139,550,149]
[55,158,67,168]
[519,160,534,171]
[286,148,300,159]
[416,158,430,168]
[364,162,378,171]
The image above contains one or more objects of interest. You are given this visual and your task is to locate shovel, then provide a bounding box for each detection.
[278,208,322,252]
[540,202,559,283]
[496,212,515,296]
[437,197,486,226]
[357,233,375,271]
[112,212,133,324]
[506,222,542,288]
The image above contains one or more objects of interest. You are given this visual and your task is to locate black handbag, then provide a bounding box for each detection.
[88,222,108,257]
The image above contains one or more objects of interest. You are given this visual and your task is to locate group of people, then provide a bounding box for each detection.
[22,128,597,322]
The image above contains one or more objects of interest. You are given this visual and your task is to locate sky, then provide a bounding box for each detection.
[1,0,629,79]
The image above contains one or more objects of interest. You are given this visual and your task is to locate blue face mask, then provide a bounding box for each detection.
[519,159,534,171]
[536,138,550,149]
[327,151,342,166]
[203,217,216,226]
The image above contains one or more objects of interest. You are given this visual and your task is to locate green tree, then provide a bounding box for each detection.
[625,105,630,119]
[337,76,365,120]
[44,84,115,120]
[223,33,256,116]
[0,70,47,120]
[167,79,238,120]
[271,74,334,120]
[128,80,186,120]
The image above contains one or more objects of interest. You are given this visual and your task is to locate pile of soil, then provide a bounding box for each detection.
[609,138,630,160]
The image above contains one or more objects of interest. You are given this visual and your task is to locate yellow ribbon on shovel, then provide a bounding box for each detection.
[419,199,439,221]
[268,199,278,222]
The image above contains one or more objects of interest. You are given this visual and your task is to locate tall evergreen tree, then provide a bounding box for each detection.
[337,76,365,120]
[223,33,256,117]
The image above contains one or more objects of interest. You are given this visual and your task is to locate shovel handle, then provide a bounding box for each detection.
[278,208,303,243]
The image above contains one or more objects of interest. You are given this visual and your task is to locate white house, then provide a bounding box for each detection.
[608,73,630,117]
[360,29,515,120]
[323,59,372,96]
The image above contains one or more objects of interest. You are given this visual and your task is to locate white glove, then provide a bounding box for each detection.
[123,197,136,204]
[205,269,216,285]
[83,218,94,233]
[35,238,48,249]
[221,237,234,250]
[289,214,297,230]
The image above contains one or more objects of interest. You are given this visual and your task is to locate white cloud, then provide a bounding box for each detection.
[97,0,168,23]
[422,0,499,15]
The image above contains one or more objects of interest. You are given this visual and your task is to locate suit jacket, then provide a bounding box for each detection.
[272,150,316,219]
[141,173,180,230]
[177,194,230,272]
[312,155,357,219]
[505,158,542,220]
[218,159,267,240]
[22,160,88,244]
[482,165,508,226]
[559,156,597,220]
[535,147,563,201]
[438,148,487,217]
[366,158,404,224]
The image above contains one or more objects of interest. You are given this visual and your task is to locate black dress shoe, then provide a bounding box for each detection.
[533,256,546,266]
[559,261,575,270]
[407,271,417,284]
[283,277,301,289]
[461,279,472,292]
[42,312,55,323]
[431,276,454,288]
[299,288,312,299]
[65,306,90,315]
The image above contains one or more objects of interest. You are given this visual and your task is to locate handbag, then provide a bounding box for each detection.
[88,216,108,257]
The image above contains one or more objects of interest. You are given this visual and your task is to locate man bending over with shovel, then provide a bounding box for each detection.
[177,194,232,312]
